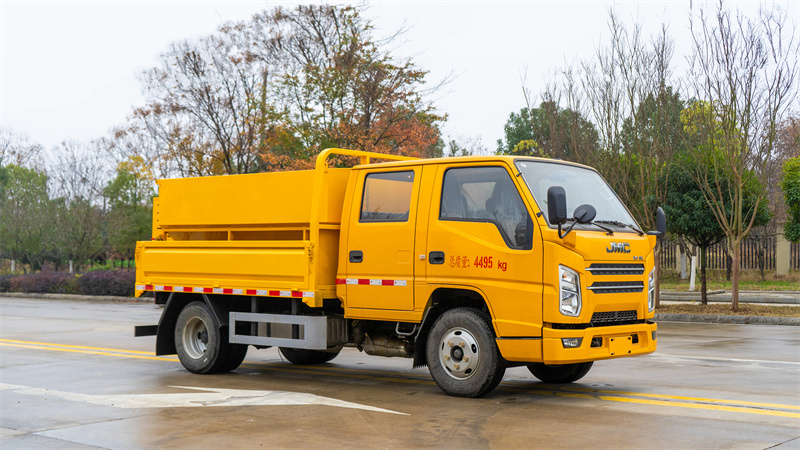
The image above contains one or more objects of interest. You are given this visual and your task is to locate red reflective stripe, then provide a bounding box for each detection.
[381,280,393,286]
[203,288,212,293]
[145,285,154,290]
[291,291,302,298]
[246,289,256,295]
[269,290,280,297]
[357,279,369,285]
[223,288,233,294]
[164,286,173,291]
[335,278,346,284]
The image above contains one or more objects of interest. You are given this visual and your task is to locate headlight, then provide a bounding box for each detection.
[648,268,656,312]
[559,265,581,316]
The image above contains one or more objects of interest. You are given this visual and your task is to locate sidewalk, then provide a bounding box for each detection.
[656,290,800,326]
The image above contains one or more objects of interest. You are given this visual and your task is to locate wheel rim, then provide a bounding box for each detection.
[438,327,481,380]
[182,316,209,359]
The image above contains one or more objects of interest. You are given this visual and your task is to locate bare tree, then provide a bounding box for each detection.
[48,141,110,271]
[0,128,44,169]
[580,12,682,230]
[686,1,798,311]
[112,26,272,178]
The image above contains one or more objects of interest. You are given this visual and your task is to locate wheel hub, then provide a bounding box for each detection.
[182,316,209,359]
[438,327,480,380]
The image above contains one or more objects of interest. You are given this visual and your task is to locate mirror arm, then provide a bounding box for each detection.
[558,221,577,239]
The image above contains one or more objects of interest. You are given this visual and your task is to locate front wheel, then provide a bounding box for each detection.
[527,361,593,383]
[174,301,247,374]
[426,307,506,398]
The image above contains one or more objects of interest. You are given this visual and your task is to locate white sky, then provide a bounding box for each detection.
[1,1,795,154]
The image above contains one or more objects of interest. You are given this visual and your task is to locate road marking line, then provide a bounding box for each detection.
[560,386,800,410]
[0,343,177,362]
[595,395,800,419]
[652,353,800,366]
[4,339,799,418]
[2,383,407,415]
[0,339,154,355]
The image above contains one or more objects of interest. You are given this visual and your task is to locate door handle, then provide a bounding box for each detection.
[429,251,445,264]
[349,250,363,263]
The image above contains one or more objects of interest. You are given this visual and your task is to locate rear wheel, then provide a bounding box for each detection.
[527,361,593,383]
[426,307,506,398]
[279,346,342,365]
[175,301,247,374]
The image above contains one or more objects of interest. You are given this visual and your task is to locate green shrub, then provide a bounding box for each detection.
[9,272,78,294]
[77,270,135,297]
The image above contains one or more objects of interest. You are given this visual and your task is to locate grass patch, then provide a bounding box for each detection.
[660,270,799,292]
[657,303,800,317]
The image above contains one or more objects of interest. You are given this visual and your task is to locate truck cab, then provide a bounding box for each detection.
[135,149,661,397]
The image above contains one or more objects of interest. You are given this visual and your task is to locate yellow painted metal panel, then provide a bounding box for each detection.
[139,241,310,290]
[541,322,657,364]
[496,338,543,362]
[156,169,351,231]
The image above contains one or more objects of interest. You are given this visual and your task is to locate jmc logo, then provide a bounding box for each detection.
[606,242,631,253]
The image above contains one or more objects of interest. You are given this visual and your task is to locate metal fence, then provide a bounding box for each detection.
[660,236,800,271]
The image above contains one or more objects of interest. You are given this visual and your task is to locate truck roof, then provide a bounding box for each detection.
[349,154,595,172]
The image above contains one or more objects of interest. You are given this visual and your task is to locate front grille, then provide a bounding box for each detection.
[552,311,643,329]
[591,310,638,325]
[586,263,645,276]
[587,281,644,294]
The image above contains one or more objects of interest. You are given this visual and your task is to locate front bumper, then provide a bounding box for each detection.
[542,322,657,364]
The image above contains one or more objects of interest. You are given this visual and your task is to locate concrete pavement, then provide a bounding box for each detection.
[2,291,799,326]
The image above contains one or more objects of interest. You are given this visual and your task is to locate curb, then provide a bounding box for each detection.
[660,291,800,305]
[0,292,154,303]
[655,313,800,326]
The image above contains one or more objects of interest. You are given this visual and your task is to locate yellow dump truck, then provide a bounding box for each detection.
[135,148,665,397]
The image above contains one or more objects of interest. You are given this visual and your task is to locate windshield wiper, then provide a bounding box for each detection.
[566,217,615,235]
[595,220,644,236]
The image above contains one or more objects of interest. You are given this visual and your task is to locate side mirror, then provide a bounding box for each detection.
[573,204,596,224]
[547,186,567,225]
[656,207,666,238]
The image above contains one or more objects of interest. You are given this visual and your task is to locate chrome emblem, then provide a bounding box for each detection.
[606,242,631,253]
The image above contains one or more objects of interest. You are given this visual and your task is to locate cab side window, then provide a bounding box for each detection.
[360,171,415,222]
[440,167,530,248]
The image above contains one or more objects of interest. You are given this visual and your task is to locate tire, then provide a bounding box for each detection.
[279,346,342,365]
[527,361,593,383]
[425,307,506,398]
[174,301,247,374]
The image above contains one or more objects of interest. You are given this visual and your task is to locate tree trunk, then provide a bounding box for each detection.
[725,253,732,281]
[700,246,708,305]
[731,246,740,312]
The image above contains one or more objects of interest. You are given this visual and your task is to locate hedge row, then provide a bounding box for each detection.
[0,271,136,297]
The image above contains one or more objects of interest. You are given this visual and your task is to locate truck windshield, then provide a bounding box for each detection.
[514,159,639,231]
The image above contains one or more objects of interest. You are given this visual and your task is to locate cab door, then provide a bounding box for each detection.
[345,168,421,311]
[425,163,544,337]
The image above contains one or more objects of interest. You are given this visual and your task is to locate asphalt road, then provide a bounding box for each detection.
[1,298,798,449]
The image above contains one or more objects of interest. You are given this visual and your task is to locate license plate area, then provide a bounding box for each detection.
[608,335,633,356]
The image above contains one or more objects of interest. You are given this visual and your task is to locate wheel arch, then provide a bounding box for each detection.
[155,293,245,356]
[412,287,493,368]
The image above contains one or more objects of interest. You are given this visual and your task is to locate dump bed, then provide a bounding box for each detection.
[135,149,416,307]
